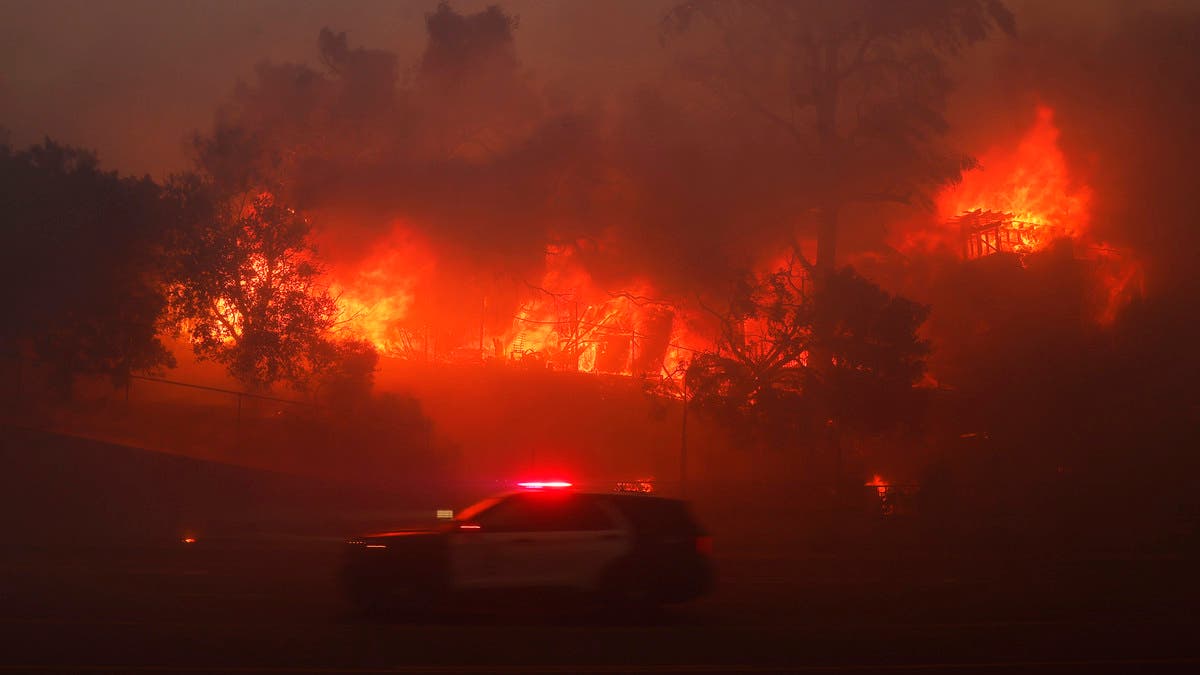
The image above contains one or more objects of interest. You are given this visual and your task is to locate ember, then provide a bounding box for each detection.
[865,474,890,497]
[865,475,919,518]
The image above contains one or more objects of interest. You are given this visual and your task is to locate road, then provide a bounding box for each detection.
[2,540,1198,674]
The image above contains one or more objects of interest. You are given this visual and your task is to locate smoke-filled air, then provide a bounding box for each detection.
[3,0,1200,587]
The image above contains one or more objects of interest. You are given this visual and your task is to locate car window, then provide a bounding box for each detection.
[559,496,617,531]
[474,493,616,532]
[605,496,700,536]
[455,496,502,523]
[472,494,539,531]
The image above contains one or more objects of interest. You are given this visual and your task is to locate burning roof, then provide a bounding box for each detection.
[899,105,1143,324]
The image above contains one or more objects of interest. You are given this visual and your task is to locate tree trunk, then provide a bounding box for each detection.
[811,201,842,497]
[808,42,845,494]
[811,41,841,367]
[810,200,838,370]
[815,202,838,275]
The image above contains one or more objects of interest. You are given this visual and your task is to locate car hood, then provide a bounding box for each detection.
[361,529,442,538]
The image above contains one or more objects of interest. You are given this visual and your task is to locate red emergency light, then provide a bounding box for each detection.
[517,481,573,489]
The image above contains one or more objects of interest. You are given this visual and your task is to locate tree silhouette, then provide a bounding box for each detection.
[662,0,1014,273]
[688,263,815,449]
[0,139,174,391]
[664,1,1005,472]
[300,337,379,409]
[687,260,929,455]
[167,186,341,391]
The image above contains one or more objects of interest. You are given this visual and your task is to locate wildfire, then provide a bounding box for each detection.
[865,474,890,497]
[331,236,705,380]
[326,106,1144,374]
[919,105,1142,322]
[332,258,421,354]
[326,226,442,358]
[941,106,1091,249]
[497,246,696,378]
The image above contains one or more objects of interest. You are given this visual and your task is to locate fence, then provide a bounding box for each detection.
[0,357,335,473]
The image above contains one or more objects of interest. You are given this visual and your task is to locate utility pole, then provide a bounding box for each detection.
[235,392,243,454]
[629,331,637,376]
[479,296,486,358]
[680,374,688,498]
[571,298,579,370]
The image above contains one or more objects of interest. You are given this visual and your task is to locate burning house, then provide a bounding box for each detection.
[957,209,1056,260]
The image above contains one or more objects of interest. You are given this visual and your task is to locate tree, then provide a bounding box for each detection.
[661,0,1014,269]
[300,337,379,409]
[664,1,1007,475]
[816,266,930,434]
[687,260,929,460]
[416,2,539,160]
[167,186,342,391]
[192,27,401,208]
[0,139,175,391]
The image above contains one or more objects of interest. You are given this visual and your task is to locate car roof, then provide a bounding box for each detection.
[501,489,686,502]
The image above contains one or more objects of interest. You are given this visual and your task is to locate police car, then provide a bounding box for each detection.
[342,481,713,610]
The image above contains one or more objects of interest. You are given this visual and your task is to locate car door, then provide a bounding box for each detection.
[538,495,630,590]
[447,496,504,590]
[448,492,629,590]
[449,493,557,589]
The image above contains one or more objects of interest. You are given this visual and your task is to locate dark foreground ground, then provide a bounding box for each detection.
[3,542,1199,674]
[3,427,1199,673]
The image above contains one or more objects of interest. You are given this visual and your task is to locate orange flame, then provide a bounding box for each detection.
[499,246,693,378]
[865,473,889,497]
[330,236,706,381]
[913,105,1143,323]
[941,106,1090,245]
[329,228,431,356]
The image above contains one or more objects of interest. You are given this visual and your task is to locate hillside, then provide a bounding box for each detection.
[0,425,441,549]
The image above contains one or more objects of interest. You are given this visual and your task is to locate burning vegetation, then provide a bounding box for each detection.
[326,101,1142,379]
[917,105,1142,323]
[334,240,705,379]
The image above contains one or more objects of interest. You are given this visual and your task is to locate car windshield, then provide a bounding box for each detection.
[455,496,503,523]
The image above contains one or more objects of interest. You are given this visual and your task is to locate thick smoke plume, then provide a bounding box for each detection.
[191,3,848,350]
[933,1,1200,295]
[183,2,1198,346]
[4,0,1200,550]
[8,1,1195,368]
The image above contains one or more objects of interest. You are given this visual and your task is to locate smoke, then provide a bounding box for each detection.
[7,1,1200,535]
[6,0,1199,340]
[1031,9,1200,293]
[173,1,1200,369]
[933,1,1200,294]
[176,2,814,354]
[197,3,835,316]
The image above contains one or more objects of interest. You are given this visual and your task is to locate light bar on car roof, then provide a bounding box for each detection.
[614,479,654,493]
[517,481,573,489]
